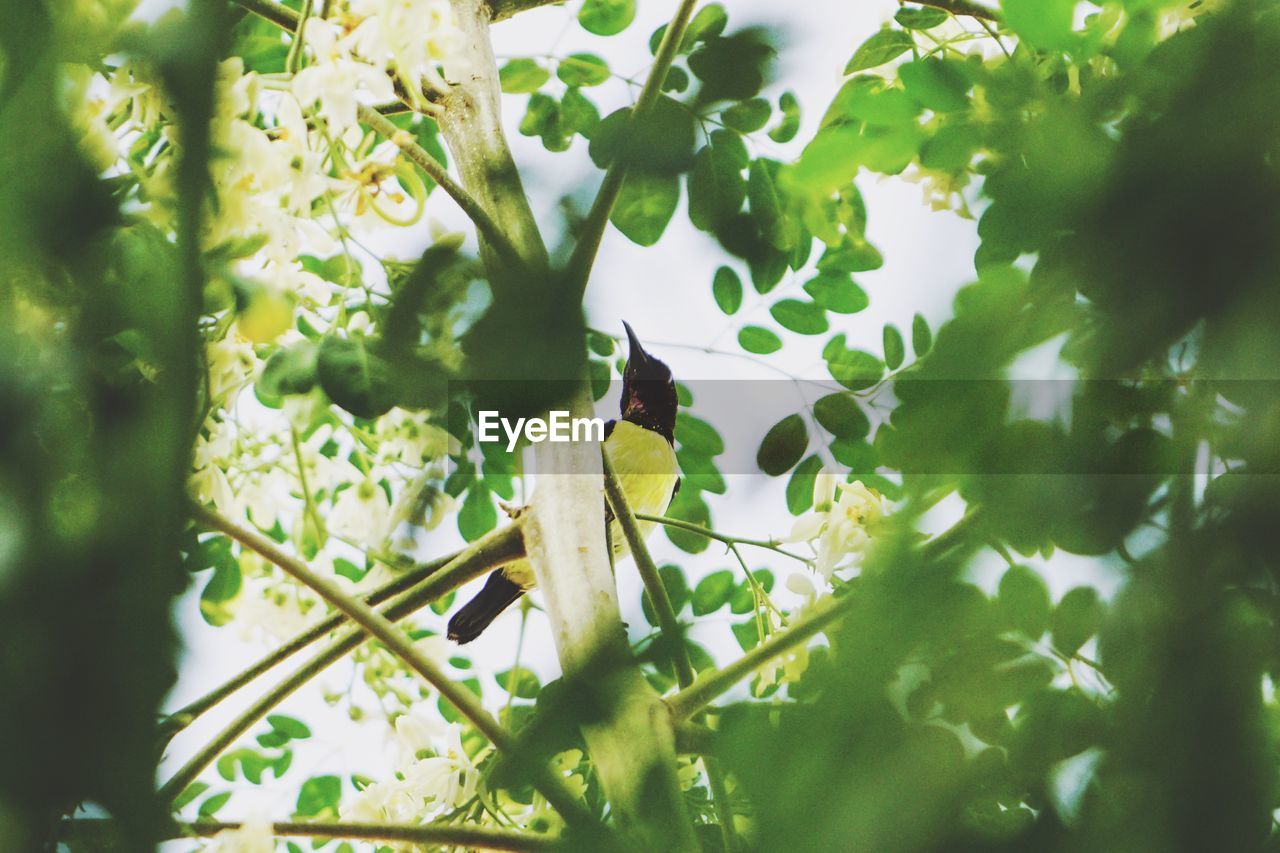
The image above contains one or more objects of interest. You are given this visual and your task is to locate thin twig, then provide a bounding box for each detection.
[159,523,523,800]
[183,506,594,828]
[601,453,694,688]
[564,0,700,298]
[666,595,853,720]
[667,508,986,719]
[157,546,460,740]
[635,512,809,563]
[358,105,525,270]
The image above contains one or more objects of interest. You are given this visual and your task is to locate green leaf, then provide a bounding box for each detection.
[732,620,761,651]
[611,172,679,246]
[912,312,933,356]
[786,454,823,515]
[499,58,550,93]
[688,140,747,232]
[665,490,712,554]
[883,324,905,370]
[677,449,726,494]
[1053,587,1103,656]
[758,414,808,476]
[826,346,884,391]
[813,392,870,440]
[557,53,610,87]
[803,272,868,314]
[199,558,241,627]
[845,28,915,73]
[173,781,210,811]
[770,299,829,335]
[738,326,782,354]
[295,775,341,818]
[920,122,981,171]
[997,565,1052,638]
[268,714,311,740]
[560,88,601,139]
[692,570,735,615]
[316,335,396,419]
[768,91,801,142]
[712,266,743,314]
[676,413,724,456]
[683,3,729,47]
[458,485,497,543]
[198,791,232,817]
[898,59,970,112]
[496,666,541,699]
[823,77,921,127]
[895,6,948,29]
[1003,0,1078,51]
[748,159,789,250]
[663,65,690,92]
[578,0,636,35]
[257,340,318,402]
[722,98,771,133]
[818,237,884,273]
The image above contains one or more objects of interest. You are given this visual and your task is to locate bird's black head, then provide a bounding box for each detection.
[620,321,678,442]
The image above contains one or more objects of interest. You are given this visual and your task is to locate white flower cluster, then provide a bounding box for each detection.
[340,712,480,825]
[787,473,889,579]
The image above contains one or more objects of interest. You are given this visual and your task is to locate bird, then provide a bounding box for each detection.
[447,321,680,644]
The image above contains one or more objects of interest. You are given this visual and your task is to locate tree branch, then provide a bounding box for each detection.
[358,104,526,271]
[602,453,694,689]
[666,595,854,720]
[61,818,558,851]
[564,0,699,299]
[635,512,810,563]
[436,0,550,281]
[158,547,463,740]
[159,522,524,800]
[522,386,698,851]
[183,506,594,827]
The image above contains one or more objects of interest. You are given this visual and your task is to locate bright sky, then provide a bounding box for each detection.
[158,0,1121,836]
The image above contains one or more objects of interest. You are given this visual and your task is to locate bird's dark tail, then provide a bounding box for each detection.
[447,570,525,644]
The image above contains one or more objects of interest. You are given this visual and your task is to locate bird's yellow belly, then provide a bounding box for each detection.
[502,421,677,589]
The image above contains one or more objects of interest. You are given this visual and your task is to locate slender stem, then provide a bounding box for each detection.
[235,0,299,29]
[635,512,809,563]
[158,546,460,740]
[284,0,313,75]
[601,453,694,689]
[564,0,699,299]
[667,595,854,720]
[184,506,593,827]
[60,818,557,851]
[704,755,738,852]
[358,105,525,270]
[159,524,523,800]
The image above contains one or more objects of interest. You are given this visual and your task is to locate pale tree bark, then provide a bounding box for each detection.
[436,2,697,847]
[523,386,698,851]
[438,0,549,278]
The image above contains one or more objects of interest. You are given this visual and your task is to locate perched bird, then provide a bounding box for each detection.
[447,322,680,644]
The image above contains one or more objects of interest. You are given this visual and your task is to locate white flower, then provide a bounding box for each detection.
[206,333,257,405]
[330,477,392,544]
[202,814,273,853]
[787,478,888,578]
[341,719,479,823]
[292,21,396,131]
[345,0,458,105]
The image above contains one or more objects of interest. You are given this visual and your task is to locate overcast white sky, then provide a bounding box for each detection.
[159,1,1121,836]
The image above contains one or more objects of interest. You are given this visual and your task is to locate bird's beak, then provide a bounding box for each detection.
[622,320,649,368]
